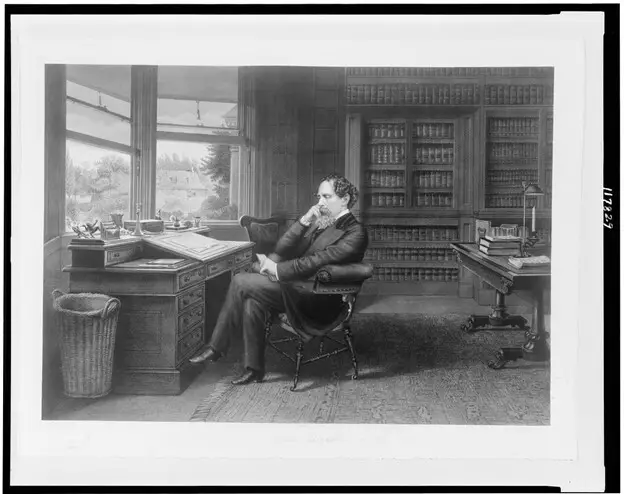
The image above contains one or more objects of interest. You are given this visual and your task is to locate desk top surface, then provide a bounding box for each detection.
[451,243,551,278]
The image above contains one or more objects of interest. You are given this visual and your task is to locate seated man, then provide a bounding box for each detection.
[189,173,369,385]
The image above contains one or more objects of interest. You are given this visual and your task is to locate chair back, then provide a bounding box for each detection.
[239,215,288,256]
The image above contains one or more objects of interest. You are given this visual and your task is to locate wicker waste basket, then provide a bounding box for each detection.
[52,290,121,398]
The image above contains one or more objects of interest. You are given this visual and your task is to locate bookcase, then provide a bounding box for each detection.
[359,116,462,295]
[484,111,541,209]
[343,67,554,297]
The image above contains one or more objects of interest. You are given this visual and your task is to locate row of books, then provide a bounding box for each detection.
[415,193,454,207]
[488,118,540,137]
[484,85,554,106]
[487,169,539,184]
[371,267,459,282]
[485,194,526,208]
[545,144,553,161]
[370,193,405,208]
[413,146,455,164]
[367,225,459,242]
[479,236,522,256]
[413,123,455,139]
[368,144,405,164]
[366,247,456,262]
[488,143,539,160]
[365,171,406,188]
[415,171,453,189]
[487,158,539,166]
[367,123,405,139]
[346,84,480,105]
[346,67,553,77]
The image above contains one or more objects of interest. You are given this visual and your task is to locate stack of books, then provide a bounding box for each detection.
[479,235,522,256]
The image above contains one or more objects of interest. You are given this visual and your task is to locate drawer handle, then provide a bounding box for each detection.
[228,258,234,266]
[112,252,120,258]
[209,264,218,273]
[196,270,203,277]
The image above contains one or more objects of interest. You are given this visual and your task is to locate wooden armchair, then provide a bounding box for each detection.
[239,215,373,391]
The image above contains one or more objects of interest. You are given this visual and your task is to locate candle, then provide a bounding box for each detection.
[531,206,536,233]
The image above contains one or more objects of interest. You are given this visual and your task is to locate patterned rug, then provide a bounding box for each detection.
[189,313,550,424]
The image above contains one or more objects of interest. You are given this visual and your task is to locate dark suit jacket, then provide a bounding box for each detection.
[268,212,368,341]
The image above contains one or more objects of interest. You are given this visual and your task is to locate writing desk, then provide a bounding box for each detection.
[63,229,254,395]
[451,243,551,369]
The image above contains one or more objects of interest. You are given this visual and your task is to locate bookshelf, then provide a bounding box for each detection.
[544,112,553,209]
[484,111,541,209]
[411,120,456,209]
[363,223,460,294]
[343,67,554,297]
[364,119,408,208]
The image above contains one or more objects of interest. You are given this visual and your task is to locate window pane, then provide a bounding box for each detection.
[157,99,238,130]
[65,140,132,231]
[66,101,131,146]
[155,141,239,221]
[66,80,131,146]
[67,81,131,118]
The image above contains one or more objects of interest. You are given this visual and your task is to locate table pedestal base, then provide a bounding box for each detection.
[460,291,529,333]
[460,313,529,333]
[487,332,551,369]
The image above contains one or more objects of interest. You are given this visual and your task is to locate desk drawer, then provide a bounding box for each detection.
[176,324,203,364]
[177,285,205,312]
[178,266,206,290]
[178,304,204,338]
[235,250,253,266]
[206,257,233,279]
[233,264,251,276]
[105,244,143,266]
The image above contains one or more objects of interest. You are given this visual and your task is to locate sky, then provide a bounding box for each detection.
[66,81,237,168]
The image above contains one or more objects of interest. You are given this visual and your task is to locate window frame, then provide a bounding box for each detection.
[62,65,249,233]
[64,73,137,232]
[154,74,244,222]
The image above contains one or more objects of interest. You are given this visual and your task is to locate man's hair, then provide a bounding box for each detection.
[320,173,359,209]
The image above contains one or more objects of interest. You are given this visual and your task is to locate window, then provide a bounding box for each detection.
[156,66,240,221]
[155,140,240,221]
[62,65,245,231]
[65,141,131,228]
[64,65,134,231]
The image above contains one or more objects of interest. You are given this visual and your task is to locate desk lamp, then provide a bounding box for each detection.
[521,181,544,257]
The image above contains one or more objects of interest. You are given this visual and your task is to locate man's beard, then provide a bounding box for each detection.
[314,211,336,230]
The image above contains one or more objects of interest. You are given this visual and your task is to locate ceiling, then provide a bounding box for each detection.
[65,65,238,103]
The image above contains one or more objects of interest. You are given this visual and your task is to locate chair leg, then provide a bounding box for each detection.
[291,341,304,391]
[343,325,358,380]
[264,317,272,345]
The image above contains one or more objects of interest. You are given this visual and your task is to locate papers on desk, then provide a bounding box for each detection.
[144,232,232,261]
[112,258,190,270]
[508,255,551,269]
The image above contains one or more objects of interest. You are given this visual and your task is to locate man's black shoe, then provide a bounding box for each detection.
[189,347,221,364]
[231,368,264,385]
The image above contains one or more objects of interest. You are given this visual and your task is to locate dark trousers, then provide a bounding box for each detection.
[208,272,285,372]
